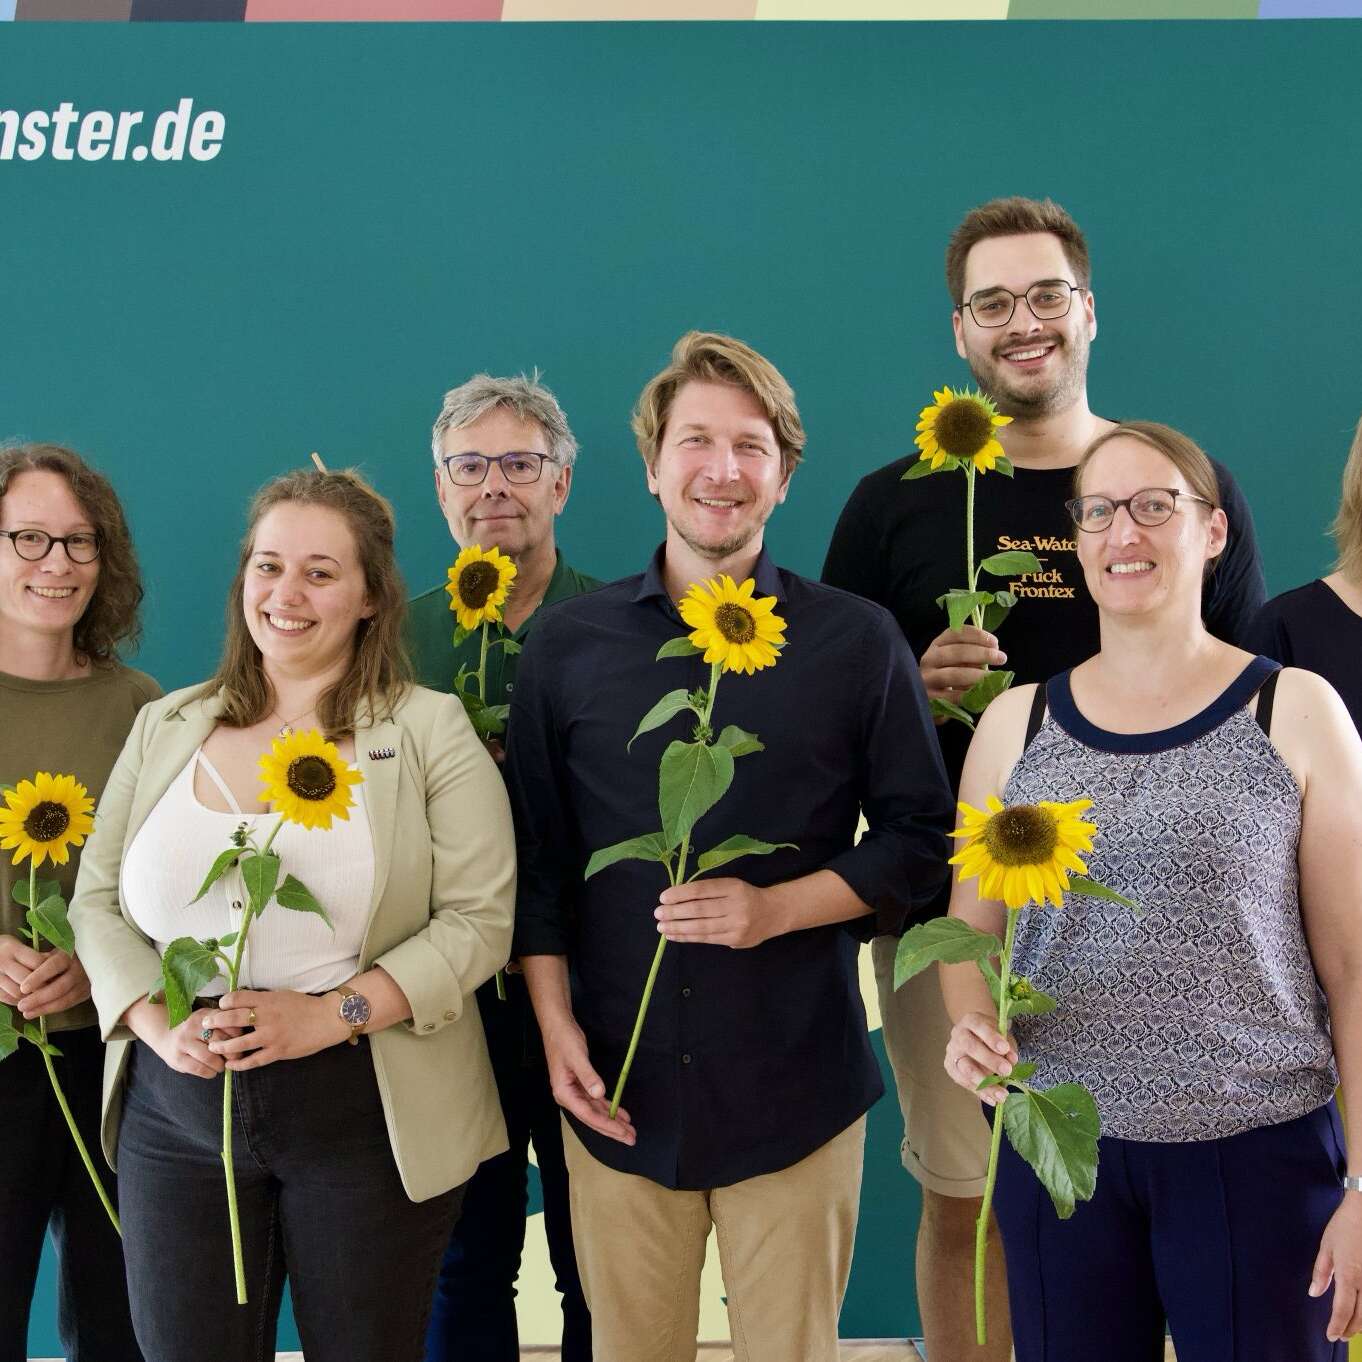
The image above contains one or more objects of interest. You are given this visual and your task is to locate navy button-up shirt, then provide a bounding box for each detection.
[506,546,953,1190]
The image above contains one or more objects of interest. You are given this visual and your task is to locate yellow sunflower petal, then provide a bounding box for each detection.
[259,729,365,831]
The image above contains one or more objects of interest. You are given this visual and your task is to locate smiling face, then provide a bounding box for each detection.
[953,231,1096,418]
[646,379,791,561]
[1075,436,1227,620]
[0,469,101,652]
[242,501,374,681]
[435,406,571,561]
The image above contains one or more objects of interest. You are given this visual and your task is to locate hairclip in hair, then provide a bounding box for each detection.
[368,746,396,761]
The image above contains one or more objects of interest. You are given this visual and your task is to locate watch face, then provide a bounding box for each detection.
[339,993,371,1027]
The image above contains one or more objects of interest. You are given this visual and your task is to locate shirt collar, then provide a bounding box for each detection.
[632,543,785,605]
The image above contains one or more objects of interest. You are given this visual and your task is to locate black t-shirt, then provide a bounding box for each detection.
[1250,578,1362,735]
[821,454,1266,796]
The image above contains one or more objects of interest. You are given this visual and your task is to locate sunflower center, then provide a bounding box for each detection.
[286,755,337,802]
[713,603,757,644]
[935,399,994,458]
[457,561,500,609]
[23,801,70,844]
[981,805,1058,867]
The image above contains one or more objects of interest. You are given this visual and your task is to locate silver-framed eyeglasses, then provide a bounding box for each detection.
[441,451,556,487]
[1065,488,1216,533]
[0,528,102,562]
[960,279,1087,329]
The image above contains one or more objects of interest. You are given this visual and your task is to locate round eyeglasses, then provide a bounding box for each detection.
[441,451,555,487]
[961,279,1086,329]
[0,528,102,563]
[1065,489,1216,533]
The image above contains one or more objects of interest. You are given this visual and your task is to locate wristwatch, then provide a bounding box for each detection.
[335,985,372,1046]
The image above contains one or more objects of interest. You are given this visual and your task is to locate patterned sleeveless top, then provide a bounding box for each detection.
[1004,656,1336,1142]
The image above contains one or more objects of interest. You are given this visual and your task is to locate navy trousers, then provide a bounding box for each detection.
[425,973,591,1362]
[0,1025,141,1362]
[993,1100,1348,1362]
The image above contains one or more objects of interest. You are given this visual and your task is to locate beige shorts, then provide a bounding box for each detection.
[872,933,991,1198]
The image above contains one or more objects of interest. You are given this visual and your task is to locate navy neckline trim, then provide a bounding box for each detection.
[1047,655,1280,755]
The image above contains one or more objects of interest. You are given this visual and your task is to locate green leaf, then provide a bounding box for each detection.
[584,831,671,881]
[0,1003,18,1061]
[978,1060,1037,1089]
[275,874,334,929]
[994,455,1015,478]
[715,725,764,758]
[217,931,238,948]
[22,1021,42,1045]
[894,918,1002,990]
[1066,876,1140,912]
[469,704,509,739]
[160,937,225,1028]
[658,740,735,850]
[1002,1082,1100,1220]
[42,1042,62,1058]
[493,637,522,656]
[656,636,703,661]
[453,665,475,695]
[628,688,702,751]
[979,550,1043,577]
[190,846,242,904]
[980,590,1017,633]
[28,895,75,954]
[936,589,995,632]
[459,688,486,715]
[694,835,796,876]
[241,851,281,915]
[11,876,61,909]
[900,457,941,481]
[930,696,976,729]
[960,669,1015,714]
[452,622,474,647]
[1006,978,1058,1017]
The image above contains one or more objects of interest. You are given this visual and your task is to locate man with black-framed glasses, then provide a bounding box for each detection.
[410,372,600,1362]
[823,195,1265,1362]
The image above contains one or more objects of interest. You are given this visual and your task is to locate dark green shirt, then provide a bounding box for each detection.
[406,552,604,705]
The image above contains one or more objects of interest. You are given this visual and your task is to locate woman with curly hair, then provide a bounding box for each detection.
[0,442,157,1362]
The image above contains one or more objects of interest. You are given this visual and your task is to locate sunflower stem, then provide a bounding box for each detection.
[974,906,1018,1346]
[475,622,511,1002]
[965,462,986,634]
[609,664,723,1118]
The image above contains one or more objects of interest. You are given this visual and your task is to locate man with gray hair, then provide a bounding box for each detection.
[412,372,600,1362]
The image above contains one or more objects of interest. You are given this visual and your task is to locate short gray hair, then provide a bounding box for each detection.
[430,372,579,470]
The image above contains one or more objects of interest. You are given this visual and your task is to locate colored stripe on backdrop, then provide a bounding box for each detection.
[15,0,132,16]
[755,0,1006,15]
[246,0,502,17]
[504,0,753,15]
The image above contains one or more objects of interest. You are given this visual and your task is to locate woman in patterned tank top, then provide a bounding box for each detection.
[938,421,1362,1362]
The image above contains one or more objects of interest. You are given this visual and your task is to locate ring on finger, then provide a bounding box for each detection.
[200,1027,214,1042]
[247,1007,257,1027]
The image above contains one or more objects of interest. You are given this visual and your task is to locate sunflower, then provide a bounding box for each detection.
[949,795,1096,909]
[915,386,1012,473]
[258,729,364,831]
[445,544,517,631]
[677,574,786,675]
[0,772,95,868]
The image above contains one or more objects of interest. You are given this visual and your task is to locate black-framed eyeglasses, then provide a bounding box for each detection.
[959,279,1087,329]
[0,528,102,563]
[1065,488,1216,533]
[441,451,556,487]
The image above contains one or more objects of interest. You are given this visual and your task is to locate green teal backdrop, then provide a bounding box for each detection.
[4,17,1359,1354]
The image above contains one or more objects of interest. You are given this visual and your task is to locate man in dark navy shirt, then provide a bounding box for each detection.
[822,196,1266,1361]
[508,331,953,1361]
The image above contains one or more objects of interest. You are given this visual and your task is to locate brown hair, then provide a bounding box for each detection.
[631,331,806,478]
[201,469,411,739]
[945,196,1091,305]
[0,442,144,667]
[1331,415,1362,585]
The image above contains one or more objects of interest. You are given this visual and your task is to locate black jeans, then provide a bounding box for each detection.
[425,973,591,1362]
[118,1037,463,1362]
[0,1024,141,1362]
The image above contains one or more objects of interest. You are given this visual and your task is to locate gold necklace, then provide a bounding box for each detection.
[268,706,315,737]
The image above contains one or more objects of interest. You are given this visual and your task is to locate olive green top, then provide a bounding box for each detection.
[406,552,604,704]
[1,663,161,1031]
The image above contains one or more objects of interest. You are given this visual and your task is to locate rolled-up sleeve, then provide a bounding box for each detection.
[822,608,954,940]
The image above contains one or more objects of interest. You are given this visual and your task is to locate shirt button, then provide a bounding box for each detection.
[681,987,691,998]
[506,683,514,693]
[231,900,242,911]
[423,1023,435,1032]
[443,1009,456,1021]
[681,1053,692,1064]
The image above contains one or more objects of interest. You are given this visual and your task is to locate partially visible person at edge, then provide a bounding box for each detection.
[507,331,954,1362]
[820,196,1265,1361]
[942,421,1362,1360]
[69,469,515,1362]
[0,443,156,1362]
[411,373,600,1362]
[1251,413,1362,733]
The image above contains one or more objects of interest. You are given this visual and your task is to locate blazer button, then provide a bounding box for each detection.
[423,1023,435,1032]
[443,1010,456,1021]
[681,1053,692,1064]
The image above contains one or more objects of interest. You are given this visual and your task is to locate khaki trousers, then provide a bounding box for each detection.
[561,1114,867,1362]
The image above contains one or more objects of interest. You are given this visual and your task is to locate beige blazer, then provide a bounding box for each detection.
[69,682,515,1202]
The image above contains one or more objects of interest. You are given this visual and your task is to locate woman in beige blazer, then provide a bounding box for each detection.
[70,469,515,1362]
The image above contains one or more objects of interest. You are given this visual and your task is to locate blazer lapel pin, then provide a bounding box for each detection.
[368,746,396,761]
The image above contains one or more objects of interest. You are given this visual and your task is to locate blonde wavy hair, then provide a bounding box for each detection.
[1331,416,1362,585]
